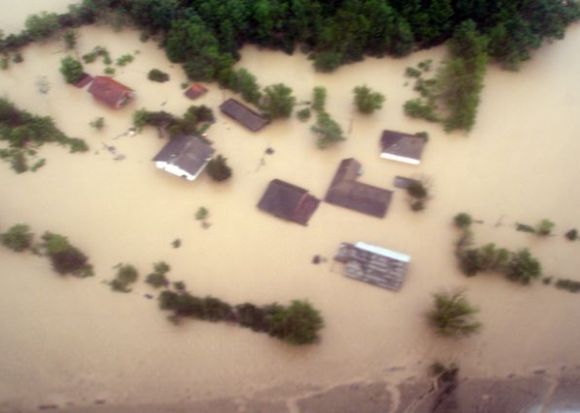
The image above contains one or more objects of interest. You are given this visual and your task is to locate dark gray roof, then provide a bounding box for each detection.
[257,179,320,225]
[220,98,269,132]
[153,135,215,175]
[324,158,393,218]
[380,130,425,161]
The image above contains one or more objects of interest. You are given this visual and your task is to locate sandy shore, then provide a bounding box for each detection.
[1,4,580,411]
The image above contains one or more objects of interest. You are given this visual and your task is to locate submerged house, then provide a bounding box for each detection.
[334,242,410,291]
[153,135,215,181]
[380,130,426,165]
[88,76,134,109]
[325,158,393,218]
[219,98,269,132]
[184,83,208,100]
[257,179,320,225]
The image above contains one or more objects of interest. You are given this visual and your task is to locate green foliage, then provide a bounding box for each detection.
[60,56,84,84]
[104,67,115,76]
[41,232,94,277]
[415,131,429,141]
[405,67,421,78]
[195,207,209,221]
[454,213,472,229]
[25,12,60,41]
[82,46,111,64]
[0,56,9,70]
[353,85,385,114]
[1,224,34,252]
[403,98,438,122]
[0,98,88,173]
[260,83,296,119]
[12,53,23,64]
[111,263,139,292]
[116,54,134,67]
[565,229,578,241]
[148,69,169,82]
[63,31,77,50]
[427,291,481,338]
[535,219,554,237]
[438,21,488,132]
[89,117,105,130]
[554,278,580,293]
[219,68,262,105]
[267,300,324,345]
[297,108,311,122]
[206,154,232,182]
[313,51,343,73]
[506,249,542,285]
[311,112,344,149]
[311,87,327,113]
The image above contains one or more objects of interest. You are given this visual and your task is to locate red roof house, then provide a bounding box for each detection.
[88,76,135,109]
[184,83,208,100]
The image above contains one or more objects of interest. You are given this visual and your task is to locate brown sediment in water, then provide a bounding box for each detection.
[1,5,580,411]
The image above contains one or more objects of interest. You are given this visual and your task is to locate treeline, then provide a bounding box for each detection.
[1,0,577,76]
[0,98,88,173]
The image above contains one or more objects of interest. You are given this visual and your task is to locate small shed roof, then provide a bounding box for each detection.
[185,83,208,100]
[325,158,393,218]
[219,98,269,132]
[153,135,215,176]
[258,179,319,225]
[88,76,133,109]
[380,130,425,164]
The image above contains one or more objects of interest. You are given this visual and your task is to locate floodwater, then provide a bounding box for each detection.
[1,4,580,411]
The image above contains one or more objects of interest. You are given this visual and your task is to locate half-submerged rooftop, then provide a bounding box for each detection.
[88,76,134,109]
[334,242,410,291]
[257,179,320,225]
[380,130,426,165]
[153,135,215,181]
[219,98,269,132]
[184,83,208,100]
[325,158,393,218]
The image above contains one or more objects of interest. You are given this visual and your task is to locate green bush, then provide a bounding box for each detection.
[313,51,343,72]
[1,224,34,252]
[260,83,296,119]
[60,56,84,84]
[427,291,481,338]
[148,69,170,82]
[311,112,345,149]
[111,264,139,292]
[506,249,542,285]
[266,300,324,345]
[353,85,385,114]
[297,108,311,122]
[89,117,105,130]
[41,232,93,277]
[206,155,232,182]
[565,229,578,241]
[116,54,134,67]
[403,98,438,122]
[311,87,327,113]
[454,213,472,229]
[536,219,554,237]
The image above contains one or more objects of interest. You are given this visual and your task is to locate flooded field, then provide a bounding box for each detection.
[1,4,580,410]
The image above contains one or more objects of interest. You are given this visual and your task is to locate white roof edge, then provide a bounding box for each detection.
[380,153,421,165]
[355,242,411,263]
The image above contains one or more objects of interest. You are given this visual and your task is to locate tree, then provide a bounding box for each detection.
[111,264,139,292]
[313,51,343,72]
[146,261,171,288]
[206,155,232,181]
[506,249,542,285]
[260,83,296,119]
[1,224,34,252]
[353,85,385,114]
[60,56,84,84]
[25,12,60,41]
[453,213,472,229]
[148,69,169,82]
[311,87,327,113]
[267,300,324,345]
[42,232,93,277]
[311,112,345,149]
[89,117,105,130]
[535,219,554,237]
[63,31,77,50]
[427,291,481,338]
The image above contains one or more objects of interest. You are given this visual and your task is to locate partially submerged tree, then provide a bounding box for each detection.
[60,56,84,84]
[1,224,34,252]
[311,112,345,149]
[453,213,473,229]
[311,87,327,113]
[260,83,296,119]
[206,155,232,182]
[427,291,481,338]
[267,300,324,345]
[41,232,93,277]
[535,219,554,237]
[506,249,542,285]
[111,263,139,292]
[353,85,385,114]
